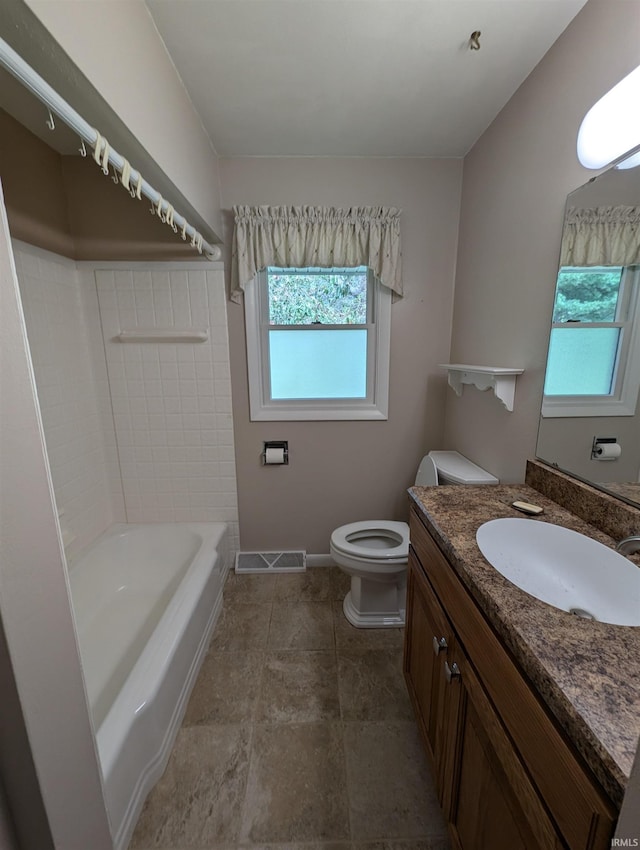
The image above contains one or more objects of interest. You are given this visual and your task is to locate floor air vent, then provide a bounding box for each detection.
[234,550,307,574]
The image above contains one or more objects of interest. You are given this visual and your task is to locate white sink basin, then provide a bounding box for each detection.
[476,518,640,626]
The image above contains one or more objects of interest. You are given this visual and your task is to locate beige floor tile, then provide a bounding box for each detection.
[210,602,272,651]
[224,570,278,603]
[243,845,353,850]
[268,601,335,650]
[129,724,251,848]
[274,567,340,602]
[183,651,264,725]
[257,651,340,722]
[240,722,350,842]
[355,841,450,850]
[331,566,352,601]
[132,562,451,848]
[332,601,405,650]
[344,722,447,841]
[338,649,414,722]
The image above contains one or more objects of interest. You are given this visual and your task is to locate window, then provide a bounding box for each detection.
[244,266,391,420]
[542,265,640,417]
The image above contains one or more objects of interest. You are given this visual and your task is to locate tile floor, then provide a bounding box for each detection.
[130,567,450,850]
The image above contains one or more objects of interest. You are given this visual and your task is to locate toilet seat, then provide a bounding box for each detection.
[330,520,409,562]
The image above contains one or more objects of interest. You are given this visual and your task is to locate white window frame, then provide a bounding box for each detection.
[542,265,640,417]
[244,267,391,421]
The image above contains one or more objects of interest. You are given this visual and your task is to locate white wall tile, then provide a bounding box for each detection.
[95,264,238,548]
[13,247,239,559]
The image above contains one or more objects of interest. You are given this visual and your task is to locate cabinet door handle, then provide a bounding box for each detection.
[444,661,461,683]
[432,636,448,655]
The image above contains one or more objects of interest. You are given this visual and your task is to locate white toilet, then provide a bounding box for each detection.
[330,450,498,628]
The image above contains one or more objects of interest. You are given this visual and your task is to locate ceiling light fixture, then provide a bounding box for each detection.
[577,64,640,169]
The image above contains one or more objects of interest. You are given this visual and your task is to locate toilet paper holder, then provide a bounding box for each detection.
[263,440,289,465]
[591,436,621,460]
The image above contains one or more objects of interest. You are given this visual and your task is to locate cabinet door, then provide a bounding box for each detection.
[409,508,616,850]
[444,639,564,850]
[404,549,454,796]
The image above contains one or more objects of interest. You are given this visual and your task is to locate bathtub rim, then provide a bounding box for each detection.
[69,521,229,850]
[113,578,223,850]
[91,522,227,773]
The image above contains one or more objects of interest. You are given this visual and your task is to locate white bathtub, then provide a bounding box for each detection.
[68,522,228,850]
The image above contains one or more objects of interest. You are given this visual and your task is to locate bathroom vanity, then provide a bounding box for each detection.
[404,475,640,850]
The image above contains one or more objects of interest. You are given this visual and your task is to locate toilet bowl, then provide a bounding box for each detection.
[330,520,409,628]
[330,451,498,628]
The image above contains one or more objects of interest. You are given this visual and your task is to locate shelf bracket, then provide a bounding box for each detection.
[439,364,524,412]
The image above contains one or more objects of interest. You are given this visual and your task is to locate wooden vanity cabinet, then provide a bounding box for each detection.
[404,546,455,800]
[404,506,617,850]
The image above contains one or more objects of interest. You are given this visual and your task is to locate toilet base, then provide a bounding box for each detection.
[342,574,406,629]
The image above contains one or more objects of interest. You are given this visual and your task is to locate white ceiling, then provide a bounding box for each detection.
[145,0,588,158]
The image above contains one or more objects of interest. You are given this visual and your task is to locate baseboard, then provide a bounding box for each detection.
[306,554,335,567]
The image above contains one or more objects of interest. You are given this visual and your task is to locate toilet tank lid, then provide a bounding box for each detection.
[428,451,499,485]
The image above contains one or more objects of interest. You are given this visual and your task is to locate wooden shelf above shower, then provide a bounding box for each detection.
[438,364,524,412]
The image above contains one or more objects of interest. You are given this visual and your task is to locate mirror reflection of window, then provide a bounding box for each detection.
[542,265,640,416]
[546,266,624,395]
[536,162,640,501]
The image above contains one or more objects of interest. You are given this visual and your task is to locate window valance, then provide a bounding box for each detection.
[560,205,640,267]
[230,205,403,302]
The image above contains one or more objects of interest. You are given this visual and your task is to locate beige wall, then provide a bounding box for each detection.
[61,156,202,261]
[444,0,640,483]
[0,108,198,260]
[219,157,462,553]
[0,108,74,256]
[536,415,640,483]
[24,0,223,239]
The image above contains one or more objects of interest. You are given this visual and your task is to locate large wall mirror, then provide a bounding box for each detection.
[536,151,640,507]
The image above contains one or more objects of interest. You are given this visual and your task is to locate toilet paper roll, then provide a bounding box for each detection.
[265,446,286,464]
[594,442,622,460]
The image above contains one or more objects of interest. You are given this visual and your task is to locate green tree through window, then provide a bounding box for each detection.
[553,267,623,322]
[267,268,367,325]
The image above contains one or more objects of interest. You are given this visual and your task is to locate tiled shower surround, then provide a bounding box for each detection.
[95,266,238,544]
[13,241,239,557]
[13,241,122,556]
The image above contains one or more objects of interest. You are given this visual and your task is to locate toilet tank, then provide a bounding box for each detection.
[428,451,498,485]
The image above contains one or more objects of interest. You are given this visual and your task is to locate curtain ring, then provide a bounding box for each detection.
[181,220,187,241]
[93,132,103,166]
[134,173,143,200]
[165,204,177,233]
[120,159,132,192]
[46,109,55,131]
[170,209,178,233]
[100,140,110,175]
[111,165,120,184]
[79,140,87,157]
[154,196,165,222]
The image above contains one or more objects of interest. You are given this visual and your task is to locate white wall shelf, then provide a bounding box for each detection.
[116,328,208,343]
[439,364,524,412]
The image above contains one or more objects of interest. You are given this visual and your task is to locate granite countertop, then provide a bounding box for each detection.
[409,482,640,807]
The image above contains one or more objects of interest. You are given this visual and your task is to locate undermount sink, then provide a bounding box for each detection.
[476,518,640,626]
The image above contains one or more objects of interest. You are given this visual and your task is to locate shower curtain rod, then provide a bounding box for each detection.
[0,37,221,261]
